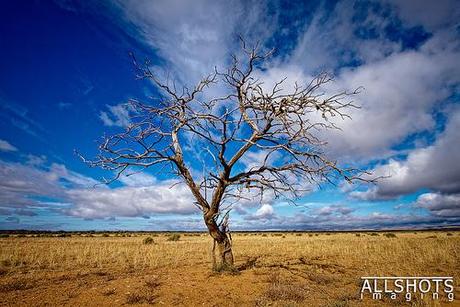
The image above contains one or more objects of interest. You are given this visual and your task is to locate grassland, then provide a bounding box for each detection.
[0,231,459,306]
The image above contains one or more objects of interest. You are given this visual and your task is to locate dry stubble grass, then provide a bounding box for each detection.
[0,231,459,306]
[0,232,458,273]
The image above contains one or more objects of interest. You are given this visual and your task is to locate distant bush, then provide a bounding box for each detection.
[369,233,379,236]
[426,235,437,239]
[184,233,200,237]
[143,237,155,245]
[308,234,313,237]
[102,233,109,237]
[446,233,453,236]
[355,233,361,237]
[262,234,267,237]
[384,233,397,238]
[296,233,302,236]
[0,234,9,238]
[167,234,180,241]
[56,233,71,238]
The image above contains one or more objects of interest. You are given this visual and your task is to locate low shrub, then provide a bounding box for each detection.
[167,234,180,241]
[143,237,155,245]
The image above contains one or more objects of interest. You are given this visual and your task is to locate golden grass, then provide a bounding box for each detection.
[0,231,459,306]
[0,232,458,275]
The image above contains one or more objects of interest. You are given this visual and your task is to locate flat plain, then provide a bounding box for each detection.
[0,231,459,306]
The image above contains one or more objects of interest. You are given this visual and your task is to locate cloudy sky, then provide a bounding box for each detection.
[0,0,459,231]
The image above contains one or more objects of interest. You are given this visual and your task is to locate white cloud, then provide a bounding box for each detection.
[234,207,458,230]
[351,108,460,200]
[240,150,282,171]
[118,172,157,187]
[253,204,274,220]
[414,192,460,217]
[65,181,196,219]
[113,0,273,86]
[316,204,354,216]
[260,31,460,161]
[0,157,197,219]
[0,140,17,152]
[247,0,459,164]
[25,154,46,167]
[329,44,458,159]
[99,103,132,127]
[0,159,99,210]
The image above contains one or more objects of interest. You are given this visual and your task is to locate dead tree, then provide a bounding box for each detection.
[81,42,373,269]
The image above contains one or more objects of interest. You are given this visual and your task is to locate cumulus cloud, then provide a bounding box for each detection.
[0,160,68,209]
[235,208,459,231]
[0,159,101,215]
[252,204,275,220]
[0,140,17,152]
[414,193,460,217]
[351,108,460,200]
[0,158,196,219]
[66,181,196,219]
[328,41,459,160]
[258,31,460,161]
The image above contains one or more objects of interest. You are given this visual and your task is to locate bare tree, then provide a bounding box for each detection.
[80,42,373,270]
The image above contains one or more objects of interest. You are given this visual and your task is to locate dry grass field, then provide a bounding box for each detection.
[0,231,459,306]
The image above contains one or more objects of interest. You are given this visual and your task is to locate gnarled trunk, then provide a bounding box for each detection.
[215,235,233,267]
[204,212,234,269]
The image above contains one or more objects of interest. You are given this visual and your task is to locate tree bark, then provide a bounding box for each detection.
[204,212,234,269]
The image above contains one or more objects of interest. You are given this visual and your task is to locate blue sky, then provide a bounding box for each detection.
[0,0,459,231]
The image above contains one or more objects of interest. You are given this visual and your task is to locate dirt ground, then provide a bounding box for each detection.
[0,231,459,306]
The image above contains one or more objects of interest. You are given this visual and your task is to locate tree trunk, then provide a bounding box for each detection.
[216,235,234,267]
[203,212,234,269]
